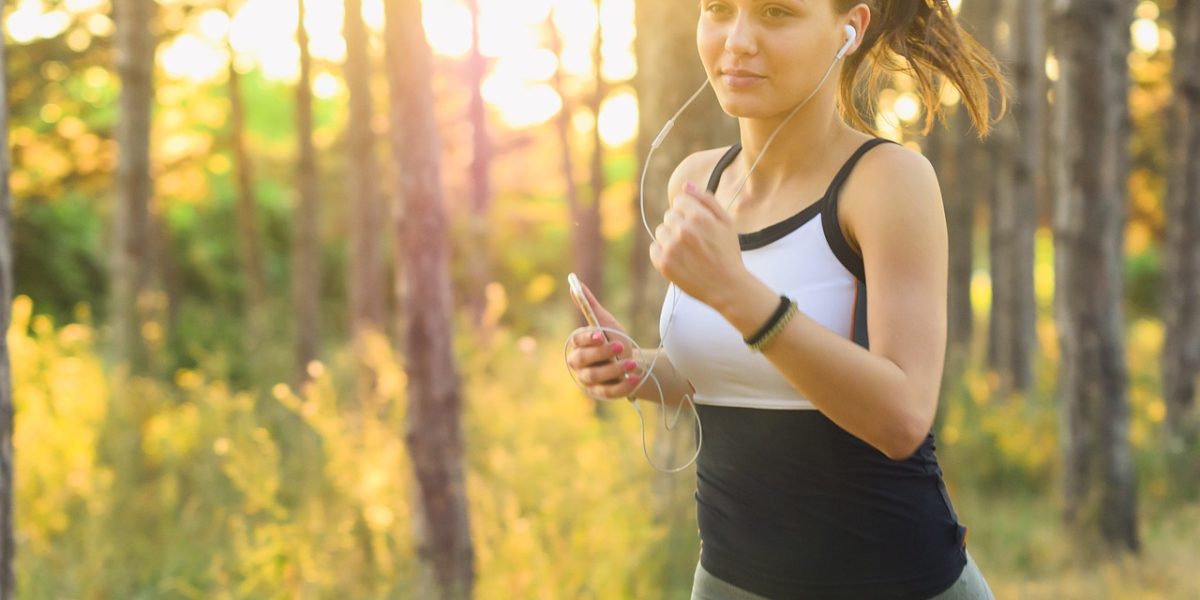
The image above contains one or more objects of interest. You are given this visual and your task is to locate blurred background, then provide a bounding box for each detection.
[1,0,1198,598]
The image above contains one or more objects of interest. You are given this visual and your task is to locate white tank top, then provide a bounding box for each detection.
[659,139,894,410]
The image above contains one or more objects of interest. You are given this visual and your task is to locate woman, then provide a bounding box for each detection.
[566,1,1006,598]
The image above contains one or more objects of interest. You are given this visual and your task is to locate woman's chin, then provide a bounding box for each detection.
[715,98,773,120]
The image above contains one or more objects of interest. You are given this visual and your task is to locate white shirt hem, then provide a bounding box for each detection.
[693,395,818,411]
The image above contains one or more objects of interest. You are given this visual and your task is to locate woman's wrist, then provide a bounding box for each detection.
[746,297,798,353]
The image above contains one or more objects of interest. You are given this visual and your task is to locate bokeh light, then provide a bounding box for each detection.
[5,0,639,133]
[598,89,638,147]
[1131,18,1160,55]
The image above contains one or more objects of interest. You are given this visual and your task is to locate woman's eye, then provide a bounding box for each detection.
[764,6,792,18]
[704,2,732,16]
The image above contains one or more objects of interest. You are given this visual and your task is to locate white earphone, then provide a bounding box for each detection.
[837,24,858,60]
[568,22,862,473]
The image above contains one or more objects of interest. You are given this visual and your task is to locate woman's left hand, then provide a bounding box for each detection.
[649,181,749,310]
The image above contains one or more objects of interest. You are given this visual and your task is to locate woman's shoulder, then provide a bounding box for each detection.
[666,145,739,199]
[840,138,942,253]
[847,139,938,201]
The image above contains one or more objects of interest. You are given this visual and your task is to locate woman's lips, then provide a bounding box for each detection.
[720,71,766,88]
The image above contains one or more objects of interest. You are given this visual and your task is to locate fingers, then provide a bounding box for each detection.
[568,325,641,399]
[657,197,712,246]
[570,327,606,348]
[567,338,630,369]
[662,208,682,229]
[654,223,672,244]
[682,181,731,223]
[587,370,643,400]
[579,357,638,387]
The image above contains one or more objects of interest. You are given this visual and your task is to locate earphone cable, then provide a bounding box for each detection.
[569,35,849,473]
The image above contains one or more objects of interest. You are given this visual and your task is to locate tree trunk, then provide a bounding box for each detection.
[986,0,1043,395]
[227,15,268,366]
[926,103,972,421]
[112,0,156,373]
[384,1,475,597]
[583,0,607,309]
[1015,0,1046,390]
[0,13,17,595]
[463,0,492,328]
[980,0,1031,397]
[1162,0,1200,493]
[344,0,387,406]
[631,0,738,338]
[546,15,591,319]
[953,0,990,358]
[150,204,177,371]
[294,0,321,385]
[931,106,972,349]
[1050,0,1139,555]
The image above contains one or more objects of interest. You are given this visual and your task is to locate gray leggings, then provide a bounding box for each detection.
[690,550,994,600]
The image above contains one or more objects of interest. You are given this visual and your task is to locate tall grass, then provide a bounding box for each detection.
[8,291,1198,598]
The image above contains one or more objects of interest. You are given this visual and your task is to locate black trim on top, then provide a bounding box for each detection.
[820,138,898,282]
[707,144,828,251]
[851,279,870,350]
[705,139,899,253]
[705,144,742,194]
[739,202,825,251]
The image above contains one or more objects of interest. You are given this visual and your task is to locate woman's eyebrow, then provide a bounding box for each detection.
[755,0,809,6]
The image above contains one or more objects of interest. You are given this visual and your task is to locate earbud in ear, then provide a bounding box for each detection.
[836,24,857,60]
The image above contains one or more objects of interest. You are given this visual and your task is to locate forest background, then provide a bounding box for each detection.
[1,0,1199,598]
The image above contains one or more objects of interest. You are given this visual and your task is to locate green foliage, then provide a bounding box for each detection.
[460,327,671,599]
[12,291,1198,597]
[1126,245,1164,319]
[13,194,109,323]
[10,297,680,597]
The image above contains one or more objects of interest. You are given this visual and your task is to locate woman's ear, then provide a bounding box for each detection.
[844,3,871,54]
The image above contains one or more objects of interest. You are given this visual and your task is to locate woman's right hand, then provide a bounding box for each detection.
[565,282,642,400]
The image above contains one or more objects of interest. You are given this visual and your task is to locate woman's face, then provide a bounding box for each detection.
[697,0,847,119]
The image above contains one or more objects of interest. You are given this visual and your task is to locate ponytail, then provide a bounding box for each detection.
[835,0,1010,138]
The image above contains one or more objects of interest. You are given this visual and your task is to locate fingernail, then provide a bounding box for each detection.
[684,181,697,194]
[623,359,637,371]
[591,332,603,342]
[610,342,624,354]
[628,374,641,386]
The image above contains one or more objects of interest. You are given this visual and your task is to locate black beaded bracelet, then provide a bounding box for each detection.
[748,301,797,353]
[744,294,793,347]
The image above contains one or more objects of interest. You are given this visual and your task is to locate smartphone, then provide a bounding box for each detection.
[568,273,607,341]
[567,273,623,385]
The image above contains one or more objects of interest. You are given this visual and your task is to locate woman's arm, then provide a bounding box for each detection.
[710,146,949,460]
[630,349,696,409]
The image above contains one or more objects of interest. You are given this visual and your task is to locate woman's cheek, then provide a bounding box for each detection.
[696,28,723,60]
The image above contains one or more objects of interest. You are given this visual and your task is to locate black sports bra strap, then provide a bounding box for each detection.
[822,138,896,282]
[821,137,897,200]
[706,144,743,194]
[706,139,894,197]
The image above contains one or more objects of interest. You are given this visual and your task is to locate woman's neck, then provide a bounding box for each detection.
[731,97,857,207]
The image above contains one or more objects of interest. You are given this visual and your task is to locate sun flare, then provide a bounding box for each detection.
[8,0,639,138]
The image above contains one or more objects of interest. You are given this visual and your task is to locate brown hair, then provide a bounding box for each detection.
[834,0,1010,138]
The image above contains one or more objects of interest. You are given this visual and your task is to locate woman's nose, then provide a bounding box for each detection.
[723,14,758,56]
